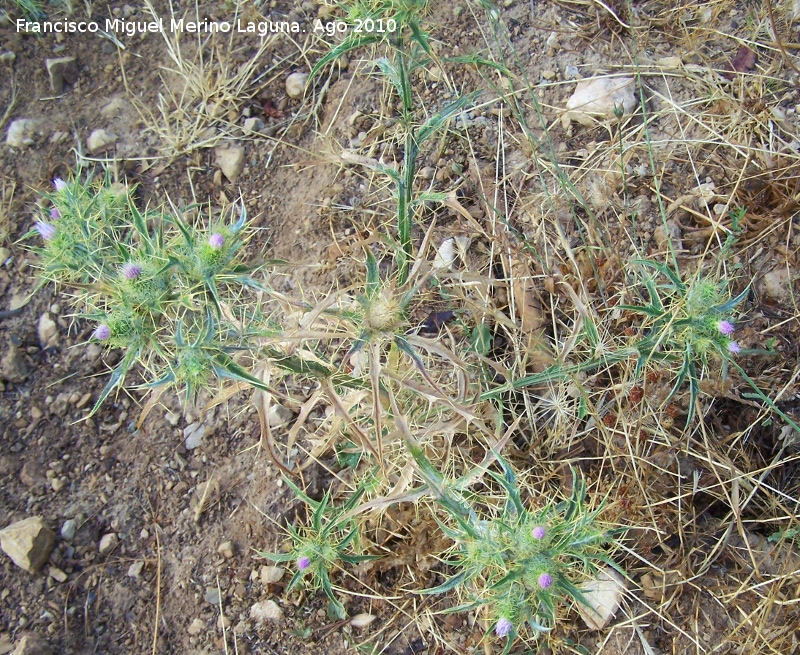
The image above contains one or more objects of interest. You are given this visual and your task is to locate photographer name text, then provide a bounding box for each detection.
[16,17,398,37]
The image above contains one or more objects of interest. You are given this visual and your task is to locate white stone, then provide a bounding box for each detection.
[86,129,117,154]
[563,77,636,127]
[37,313,58,349]
[285,72,308,100]
[761,267,792,304]
[576,567,626,630]
[98,532,117,554]
[183,422,206,450]
[6,119,39,148]
[214,145,245,182]
[60,520,77,541]
[259,565,285,584]
[127,560,144,578]
[250,599,283,624]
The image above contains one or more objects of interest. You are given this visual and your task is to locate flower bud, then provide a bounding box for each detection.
[538,572,553,589]
[50,208,61,221]
[717,320,734,336]
[297,556,311,570]
[35,221,56,241]
[93,324,111,340]
[53,178,67,192]
[209,233,225,249]
[531,525,546,540]
[122,263,142,280]
[727,341,741,354]
[495,617,512,637]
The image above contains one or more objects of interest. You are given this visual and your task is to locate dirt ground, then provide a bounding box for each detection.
[2,0,800,654]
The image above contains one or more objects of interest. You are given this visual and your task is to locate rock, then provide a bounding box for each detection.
[761,267,792,304]
[60,519,77,541]
[100,96,126,118]
[19,461,47,492]
[183,422,206,450]
[242,117,265,134]
[204,586,221,605]
[576,567,626,630]
[0,517,55,573]
[563,77,636,128]
[653,219,682,253]
[127,560,144,578]
[267,404,293,428]
[260,565,284,584]
[11,633,51,655]
[37,313,58,349]
[6,119,39,148]
[187,617,204,635]
[250,599,283,624]
[214,145,245,182]
[217,614,231,630]
[218,540,235,559]
[48,566,67,583]
[86,129,117,154]
[285,72,308,100]
[98,533,117,554]
[1,343,29,384]
[45,57,78,94]
[350,613,376,629]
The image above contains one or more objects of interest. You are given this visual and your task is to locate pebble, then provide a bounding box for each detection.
[100,96,126,118]
[563,77,636,128]
[127,561,144,578]
[260,565,284,584]
[48,566,67,583]
[45,57,78,94]
[0,517,55,573]
[204,587,221,605]
[0,51,15,62]
[20,462,47,491]
[187,617,204,635]
[242,117,265,135]
[217,614,231,630]
[1,344,29,384]
[218,541,235,559]
[5,119,39,148]
[60,520,77,541]
[285,72,309,100]
[9,633,52,655]
[98,533,117,554]
[249,599,283,624]
[760,267,792,304]
[267,404,293,428]
[37,313,58,349]
[183,422,206,450]
[214,145,245,182]
[86,129,117,154]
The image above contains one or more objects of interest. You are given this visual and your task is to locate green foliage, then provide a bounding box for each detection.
[259,476,379,619]
[30,175,274,415]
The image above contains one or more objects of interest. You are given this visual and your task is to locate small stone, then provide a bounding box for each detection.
[563,77,636,128]
[50,478,64,492]
[217,614,231,629]
[37,313,58,349]
[0,517,55,573]
[86,129,117,154]
[249,599,283,624]
[45,57,78,95]
[761,267,792,304]
[100,96,126,118]
[30,406,43,420]
[204,587,221,605]
[60,520,77,541]
[19,462,46,491]
[242,117,265,134]
[0,51,16,62]
[6,119,39,148]
[98,533,117,554]
[187,618,204,635]
[214,145,245,182]
[576,567,626,630]
[127,561,144,578]
[183,422,206,450]
[10,633,51,655]
[218,541,235,559]
[267,404,293,428]
[1,343,29,384]
[48,566,67,583]
[542,70,557,80]
[285,72,309,100]
[259,565,284,584]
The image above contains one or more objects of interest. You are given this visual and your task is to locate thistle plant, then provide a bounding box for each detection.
[405,438,622,647]
[29,174,275,415]
[259,476,378,619]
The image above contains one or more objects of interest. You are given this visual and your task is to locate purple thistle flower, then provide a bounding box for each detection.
[122,263,142,280]
[531,525,546,540]
[209,233,225,249]
[35,221,56,241]
[495,617,512,638]
[297,556,311,570]
[53,178,67,192]
[538,572,553,589]
[50,207,61,221]
[717,320,735,337]
[93,324,111,340]
[728,341,741,354]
